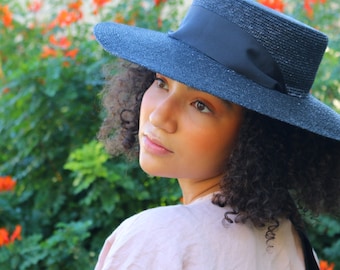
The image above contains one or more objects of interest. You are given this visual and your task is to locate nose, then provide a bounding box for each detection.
[149,92,178,134]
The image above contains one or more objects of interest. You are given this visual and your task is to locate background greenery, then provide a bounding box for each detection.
[0,0,339,269]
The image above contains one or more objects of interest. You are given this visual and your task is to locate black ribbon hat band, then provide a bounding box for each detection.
[169,5,287,94]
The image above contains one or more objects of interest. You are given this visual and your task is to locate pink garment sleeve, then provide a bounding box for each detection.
[94,212,188,270]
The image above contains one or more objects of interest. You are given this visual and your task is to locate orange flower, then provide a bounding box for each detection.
[42,7,82,32]
[10,225,22,242]
[68,0,83,10]
[0,226,22,247]
[64,48,79,59]
[154,0,166,6]
[320,260,335,270]
[114,13,125,24]
[49,35,72,50]
[127,18,136,26]
[0,176,16,192]
[0,5,13,27]
[304,0,326,19]
[43,20,57,33]
[93,0,111,14]
[304,0,313,18]
[41,46,58,58]
[93,0,111,7]
[0,228,9,246]
[56,9,81,27]
[2,87,10,94]
[27,0,42,12]
[41,36,78,61]
[157,17,162,28]
[258,0,285,12]
[56,10,71,27]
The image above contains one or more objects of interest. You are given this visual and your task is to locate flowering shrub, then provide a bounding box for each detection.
[320,260,336,270]
[0,0,339,269]
[258,0,285,12]
[0,225,22,247]
[0,176,16,192]
[0,4,12,27]
[0,0,183,269]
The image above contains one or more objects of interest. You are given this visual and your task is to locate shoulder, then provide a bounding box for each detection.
[96,196,231,269]
[114,200,205,241]
[95,203,201,270]
[111,195,262,249]
[120,194,218,226]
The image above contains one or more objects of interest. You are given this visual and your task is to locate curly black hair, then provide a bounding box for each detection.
[98,61,340,243]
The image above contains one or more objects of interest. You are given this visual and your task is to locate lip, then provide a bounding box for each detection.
[141,134,173,155]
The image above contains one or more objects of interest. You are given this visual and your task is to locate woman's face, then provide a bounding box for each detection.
[139,74,244,182]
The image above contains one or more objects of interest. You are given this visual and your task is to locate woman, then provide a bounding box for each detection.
[94,0,340,269]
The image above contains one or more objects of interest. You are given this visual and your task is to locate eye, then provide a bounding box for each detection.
[154,76,169,90]
[192,100,211,113]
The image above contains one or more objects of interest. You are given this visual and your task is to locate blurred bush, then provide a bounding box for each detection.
[0,0,338,269]
[0,0,183,269]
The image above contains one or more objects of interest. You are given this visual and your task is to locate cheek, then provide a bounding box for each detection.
[178,130,229,176]
[139,90,152,131]
[189,121,241,171]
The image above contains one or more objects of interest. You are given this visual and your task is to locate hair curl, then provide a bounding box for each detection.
[98,61,340,242]
[98,61,154,158]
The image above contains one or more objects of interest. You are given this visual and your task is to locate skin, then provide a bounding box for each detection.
[139,74,244,204]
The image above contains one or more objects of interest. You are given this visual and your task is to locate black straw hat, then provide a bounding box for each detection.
[94,0,340,141]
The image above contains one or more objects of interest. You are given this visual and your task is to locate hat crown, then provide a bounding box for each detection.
[191,0,328,96]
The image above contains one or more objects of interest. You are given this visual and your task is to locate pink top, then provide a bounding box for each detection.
[95,194,305,269]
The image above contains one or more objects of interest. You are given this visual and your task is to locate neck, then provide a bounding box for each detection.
[177,175,222,205]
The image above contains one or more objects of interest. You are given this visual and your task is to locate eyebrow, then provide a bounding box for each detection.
[158,73,235,108]
[223,99,234,108]
[188,85,233,104]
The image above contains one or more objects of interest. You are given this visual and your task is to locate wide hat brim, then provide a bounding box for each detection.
[94,21,340,141]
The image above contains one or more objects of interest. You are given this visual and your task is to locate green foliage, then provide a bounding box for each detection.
[286,0,340,111]
[0,0,182,269]
[0,0,339,269]
[0,221,93,270]
[64,141,110,194]
[306,215,340,267]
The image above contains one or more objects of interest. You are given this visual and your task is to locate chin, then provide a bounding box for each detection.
[139,161,173,178]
